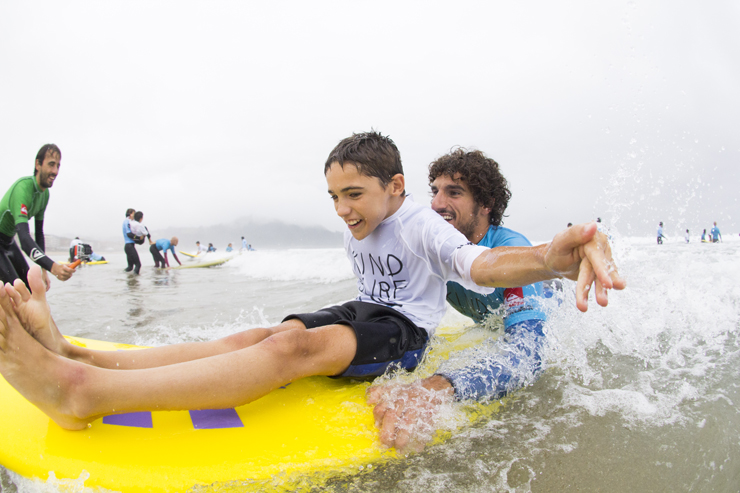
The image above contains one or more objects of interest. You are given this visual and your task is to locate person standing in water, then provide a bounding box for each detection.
[657,222,666,244]
[122,208,142,274]
[0,144,75,289]
[711,222,722,243]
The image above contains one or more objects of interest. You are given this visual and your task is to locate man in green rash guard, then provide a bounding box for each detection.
[0,144,75,290]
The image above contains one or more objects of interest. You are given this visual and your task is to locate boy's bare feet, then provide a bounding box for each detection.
[4,265,70,357]
[0,286,90,430]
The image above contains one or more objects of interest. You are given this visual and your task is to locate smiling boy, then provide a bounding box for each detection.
[0,131,624,433]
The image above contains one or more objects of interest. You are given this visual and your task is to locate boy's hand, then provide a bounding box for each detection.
[367,375,454,453]
[544,222,626,311]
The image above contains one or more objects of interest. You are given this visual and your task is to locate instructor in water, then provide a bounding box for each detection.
[0,144,75,290]
[369,148,561,452]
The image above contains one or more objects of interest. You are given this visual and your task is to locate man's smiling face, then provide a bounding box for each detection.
[430,173,490,243]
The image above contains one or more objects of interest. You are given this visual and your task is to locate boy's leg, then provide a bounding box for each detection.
[6,266,305,370]
[0,290,357,430]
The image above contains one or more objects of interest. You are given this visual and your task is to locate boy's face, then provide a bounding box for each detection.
[326,162,403,241]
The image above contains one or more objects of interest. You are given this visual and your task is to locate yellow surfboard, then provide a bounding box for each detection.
[59,260,109,266]
[171,257,232,269]
[0,328,500,492]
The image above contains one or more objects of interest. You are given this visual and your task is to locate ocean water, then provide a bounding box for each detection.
[2,237,740,492]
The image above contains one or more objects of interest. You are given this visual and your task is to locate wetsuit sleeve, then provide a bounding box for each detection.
[436,319,546,401]
[15,222,54,271]
[170,246,181,266]
[34,218,46,252]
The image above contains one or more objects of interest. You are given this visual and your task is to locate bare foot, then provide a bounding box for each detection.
[4,265,69,356]
[0,287,90,430]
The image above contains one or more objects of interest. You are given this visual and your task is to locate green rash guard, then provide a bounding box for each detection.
[0,176,54,271]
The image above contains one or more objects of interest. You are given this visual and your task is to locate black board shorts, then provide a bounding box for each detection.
[283,301,428,378]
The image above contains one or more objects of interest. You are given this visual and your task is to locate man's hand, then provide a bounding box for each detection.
[367,375,454,453]
[50,263,74,283]
[543,222,626,312]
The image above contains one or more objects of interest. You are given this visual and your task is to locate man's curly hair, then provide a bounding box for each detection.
[428,148,511,226]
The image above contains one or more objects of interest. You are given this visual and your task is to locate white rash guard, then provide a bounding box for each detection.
[345,196,493,336]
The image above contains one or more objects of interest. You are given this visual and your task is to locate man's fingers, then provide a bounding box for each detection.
[554,222,598,255]
[594,276,609,307]
[394,406,419,452]
[609,262,627,290]
[366,386,382,404]
[576,257,595,312]
[372,400,389,427]
[378,407,400,448]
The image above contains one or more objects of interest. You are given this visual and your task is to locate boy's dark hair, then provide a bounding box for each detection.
[324,131,403,187]
[125,208,135,218]
[428,148,511,227]
[134,211,144,222]
[34,144,62,176]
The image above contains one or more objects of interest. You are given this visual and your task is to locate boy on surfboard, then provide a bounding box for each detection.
[0,131,625,445]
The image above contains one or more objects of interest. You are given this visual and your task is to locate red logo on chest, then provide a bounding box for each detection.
[504,287,524,308]
[20,204,28,216]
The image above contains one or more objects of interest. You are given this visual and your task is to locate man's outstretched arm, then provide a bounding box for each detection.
[471,222,625,312]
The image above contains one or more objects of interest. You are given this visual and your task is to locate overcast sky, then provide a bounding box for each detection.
[1,1,737,243]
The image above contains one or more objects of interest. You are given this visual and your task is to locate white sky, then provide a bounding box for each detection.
[1,1,738,242]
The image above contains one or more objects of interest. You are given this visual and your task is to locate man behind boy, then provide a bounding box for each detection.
[369,148,558,451]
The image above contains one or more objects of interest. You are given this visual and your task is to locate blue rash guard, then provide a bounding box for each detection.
[437,225,556,402]
[122,219,135,244]
[155,238,176,256]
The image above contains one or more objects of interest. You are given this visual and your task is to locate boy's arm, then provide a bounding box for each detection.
[471,222,625,312]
